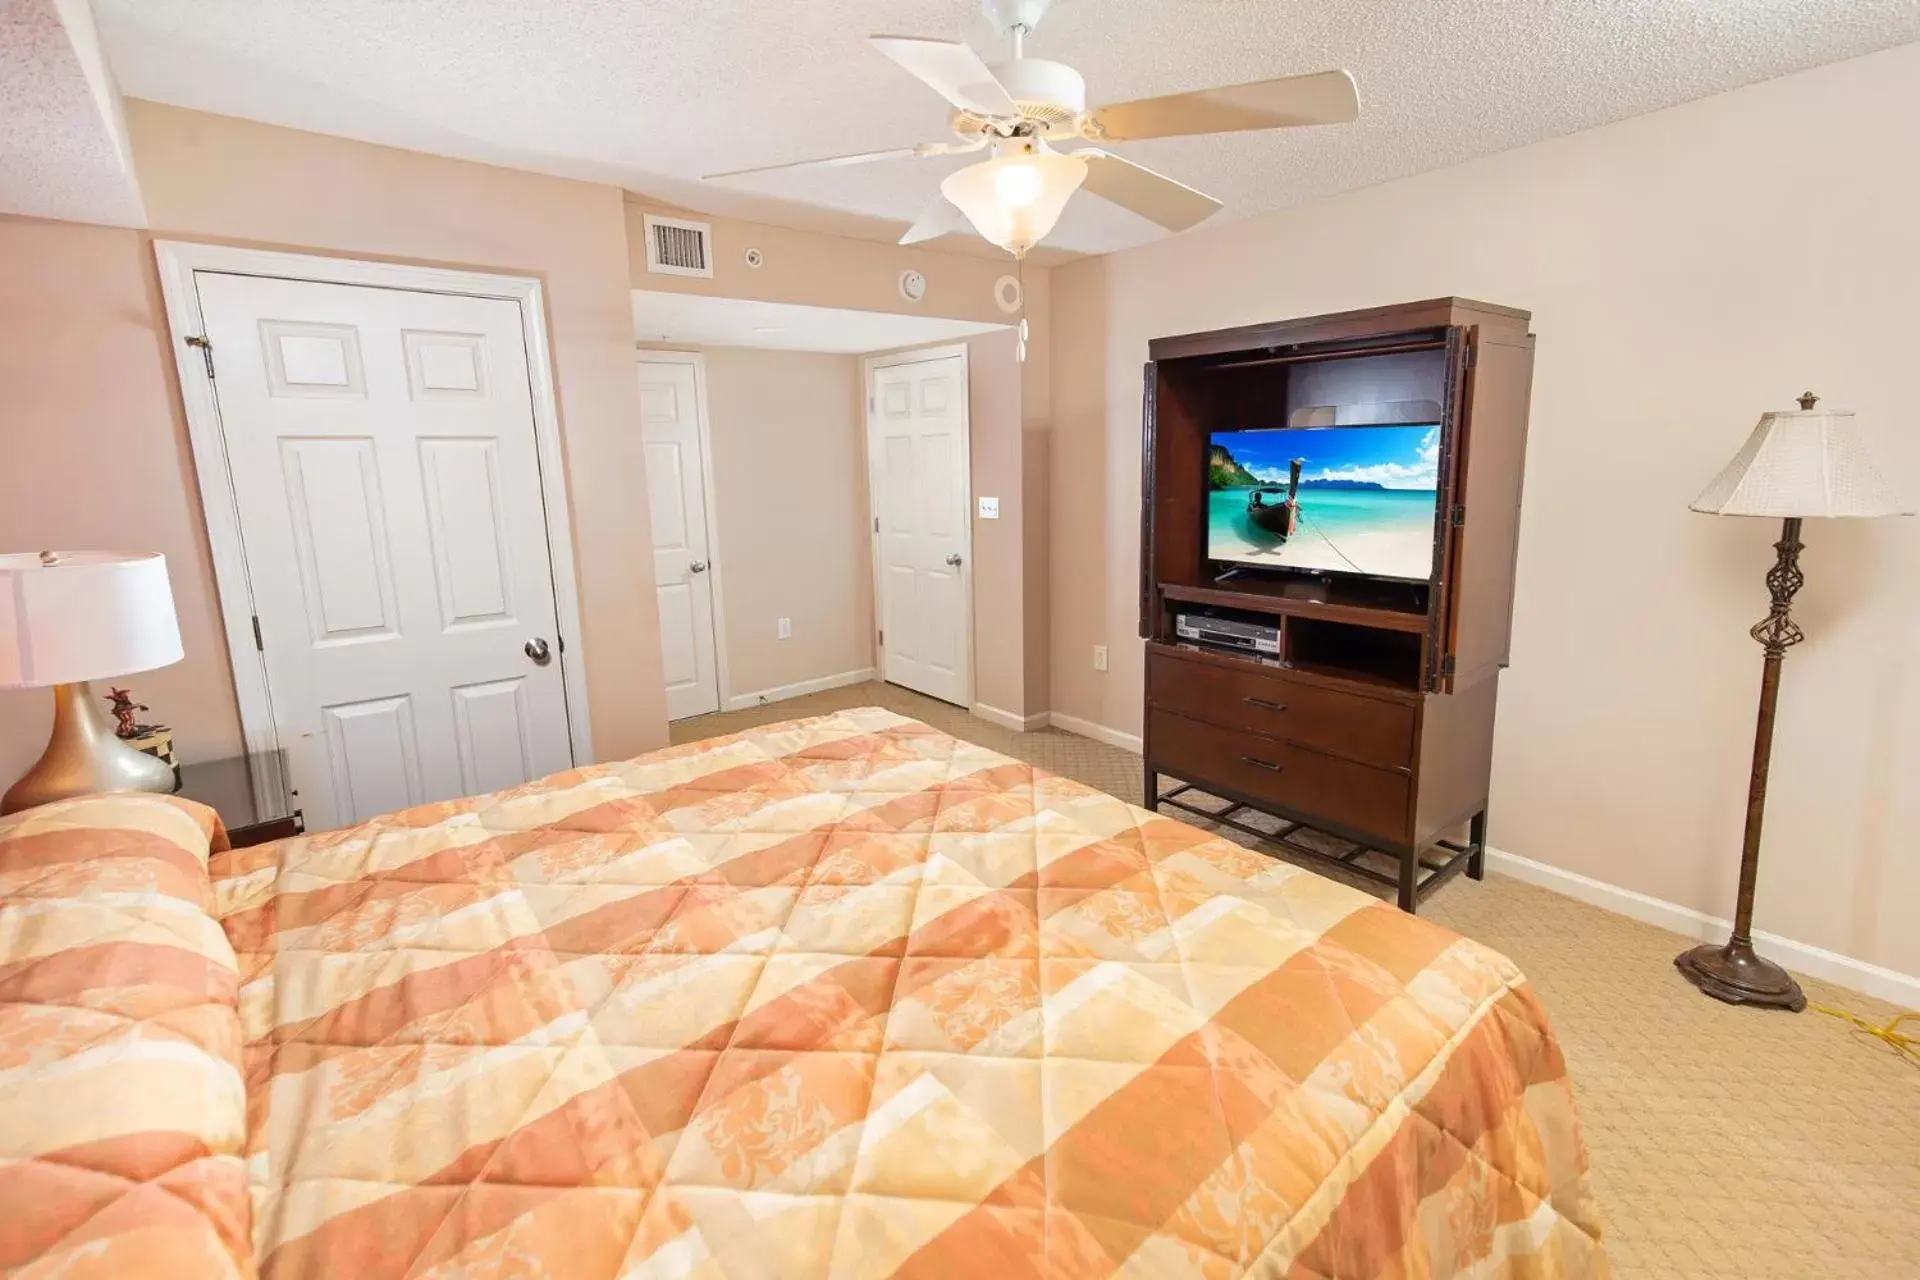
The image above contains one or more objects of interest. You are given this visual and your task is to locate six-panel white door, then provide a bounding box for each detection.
[637,354,722,720]
[195,272,575,831]
[870,352,971,706]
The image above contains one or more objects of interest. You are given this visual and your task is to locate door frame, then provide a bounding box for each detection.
[860,343,974,707]
[635,348,731,715]
[153,241,596,793]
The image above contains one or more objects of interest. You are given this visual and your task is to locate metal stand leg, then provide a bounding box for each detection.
[1397,849,1418,912]
[1468,809,1487,881]
[1143,762,1158,811]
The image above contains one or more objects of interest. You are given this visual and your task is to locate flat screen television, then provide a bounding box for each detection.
[1207,425,1441,581]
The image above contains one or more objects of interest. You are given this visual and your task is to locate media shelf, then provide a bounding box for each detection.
[1140,298,1536,911]
[1158,581,1429,633]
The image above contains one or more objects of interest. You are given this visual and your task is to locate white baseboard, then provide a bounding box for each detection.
[970,703,1051,732]
[726,667,874,712]
[1486,847,1919,1008]
[1046,711,1144,754]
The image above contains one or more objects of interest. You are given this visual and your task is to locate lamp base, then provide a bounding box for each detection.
[1,681,178,815]
[1675,939,1806,1012]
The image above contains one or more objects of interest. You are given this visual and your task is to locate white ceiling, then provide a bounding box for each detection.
[78,1,1920,255]
[634,292,1006,354]
[0,0,143,226]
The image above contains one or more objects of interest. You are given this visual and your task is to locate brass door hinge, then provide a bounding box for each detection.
[185,334,215,379]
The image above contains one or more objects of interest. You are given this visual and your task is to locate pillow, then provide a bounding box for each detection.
[0,794,253,1278]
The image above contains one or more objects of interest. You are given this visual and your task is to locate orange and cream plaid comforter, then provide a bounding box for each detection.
[3,707,1606,1278]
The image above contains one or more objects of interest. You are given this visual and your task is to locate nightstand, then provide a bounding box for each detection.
[176,752,303,848]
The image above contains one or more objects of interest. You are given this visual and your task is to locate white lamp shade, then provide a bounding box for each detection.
[0,551,184,688]
[1691,407,1911,518]
[941,146,1086,258]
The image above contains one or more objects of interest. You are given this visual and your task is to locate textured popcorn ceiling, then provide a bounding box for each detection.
[1,0,144,226]
[91,0,1920,254]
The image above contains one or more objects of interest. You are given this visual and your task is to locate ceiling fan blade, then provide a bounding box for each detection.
[870,35,1018,117]
[703,146,921,181]
[1075,150,1222,232]
[898,195,971,245]
[1090,69,1359,141]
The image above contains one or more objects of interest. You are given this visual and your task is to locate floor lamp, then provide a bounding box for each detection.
[1676,394,1910,1011]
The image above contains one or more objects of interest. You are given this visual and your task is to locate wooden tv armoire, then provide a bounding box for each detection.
[1140,298,1535,911]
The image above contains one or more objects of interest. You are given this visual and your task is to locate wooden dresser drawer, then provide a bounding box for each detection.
[1147,649,1416,769]
[1148,709,1412,844]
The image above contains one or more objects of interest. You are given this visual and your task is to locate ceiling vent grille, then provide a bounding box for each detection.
[644,214,713,278]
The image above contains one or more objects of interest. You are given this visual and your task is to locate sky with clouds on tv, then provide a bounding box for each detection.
[1219,425,1440,490]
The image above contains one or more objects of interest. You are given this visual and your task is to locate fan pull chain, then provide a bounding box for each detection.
[1016,256,1028,363]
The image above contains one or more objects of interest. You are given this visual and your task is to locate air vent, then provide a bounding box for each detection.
[643,214,713,278]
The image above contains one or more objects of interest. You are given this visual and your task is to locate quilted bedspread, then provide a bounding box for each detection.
[3,707,1607,1278]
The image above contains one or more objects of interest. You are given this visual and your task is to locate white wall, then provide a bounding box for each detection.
[1048,42,1920,980]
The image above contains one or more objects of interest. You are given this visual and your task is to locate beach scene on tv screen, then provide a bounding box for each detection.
[1207,425,1439,580]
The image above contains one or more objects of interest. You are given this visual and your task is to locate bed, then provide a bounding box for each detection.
[0,706,1607,1278]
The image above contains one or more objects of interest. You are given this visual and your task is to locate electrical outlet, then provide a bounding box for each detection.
[1093,645,1108,671]
[777,617,792,640]
[977,496,1000,519]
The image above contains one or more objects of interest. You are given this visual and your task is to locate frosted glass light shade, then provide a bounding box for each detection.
[1691,408,1911,518]
[0,551,184,688]
[940,147,1086,258]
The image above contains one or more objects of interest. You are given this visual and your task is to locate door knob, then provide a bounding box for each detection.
[689,560,708,574]
[945,553,963,567]
[524,637,552,665]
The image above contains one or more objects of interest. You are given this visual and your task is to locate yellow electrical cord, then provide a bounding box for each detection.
[1809,1004,1919,1067]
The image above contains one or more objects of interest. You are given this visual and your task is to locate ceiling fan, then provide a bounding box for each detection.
[704,0,1360,258]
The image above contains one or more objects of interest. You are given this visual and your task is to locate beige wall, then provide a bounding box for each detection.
[1021,424,1050,714]
[687,346,874,700]
[113,101,671,761]
[625,194,1056,448]
[626,198,1025,325]
[1049,42,1920,976]
[0,215,243,782]
[627,199,1057,721]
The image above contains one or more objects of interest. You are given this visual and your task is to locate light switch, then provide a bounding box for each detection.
[978,496,1000,519]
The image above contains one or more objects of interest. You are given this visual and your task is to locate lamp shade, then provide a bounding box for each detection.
[1691,405,1911,518]
[940,144,1086,258]
[0,551,183,688]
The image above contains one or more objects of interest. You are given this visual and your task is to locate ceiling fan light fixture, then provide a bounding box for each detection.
[940,142,1085,257]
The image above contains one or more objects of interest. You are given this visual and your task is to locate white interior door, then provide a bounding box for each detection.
[869,351,971,706]
[637,354,721,720]
[195,272,575,831]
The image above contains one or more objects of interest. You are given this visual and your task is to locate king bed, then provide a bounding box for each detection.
[1,706,1606,1277]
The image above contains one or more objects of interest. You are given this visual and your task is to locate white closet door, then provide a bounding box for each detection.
[870,353,971,706]
[196,272,574,830]
[638,355,721,720]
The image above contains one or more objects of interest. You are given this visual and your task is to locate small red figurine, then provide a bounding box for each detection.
[106,687,149,739]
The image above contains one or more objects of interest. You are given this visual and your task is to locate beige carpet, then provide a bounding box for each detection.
[674,682,1919,1279]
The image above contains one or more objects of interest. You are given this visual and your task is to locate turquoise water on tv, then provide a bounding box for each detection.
[1207,486,1438,578]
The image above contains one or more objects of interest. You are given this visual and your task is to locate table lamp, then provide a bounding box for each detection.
[1,551,184,815]
[1676,394,1910,1010]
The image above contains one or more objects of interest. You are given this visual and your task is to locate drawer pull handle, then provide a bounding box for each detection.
[1240,755,1284,772]
[1243,697,1288,712]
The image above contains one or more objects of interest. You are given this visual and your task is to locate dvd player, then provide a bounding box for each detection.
[1173,612,1280,656]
